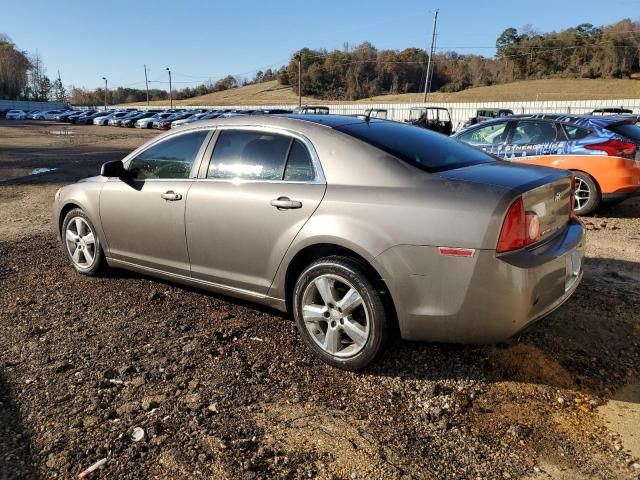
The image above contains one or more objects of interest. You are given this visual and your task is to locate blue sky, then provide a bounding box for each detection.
[2,0,637,89]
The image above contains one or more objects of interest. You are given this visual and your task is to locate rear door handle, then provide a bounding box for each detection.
[270,196,302,210]
[161,190,182,201]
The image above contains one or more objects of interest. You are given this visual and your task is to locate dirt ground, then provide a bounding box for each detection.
[0,120,639,480]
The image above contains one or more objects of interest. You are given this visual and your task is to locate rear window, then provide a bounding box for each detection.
[335,121,495,173]
[608,123,640,142]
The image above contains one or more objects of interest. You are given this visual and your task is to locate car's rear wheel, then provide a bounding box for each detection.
[573,171,600,216]
[62,208,105,276]
[293,256,388,370]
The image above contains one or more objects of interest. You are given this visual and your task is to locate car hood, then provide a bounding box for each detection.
[436,160,569,194]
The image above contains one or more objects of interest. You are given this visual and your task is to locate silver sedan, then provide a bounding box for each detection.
[54,115,585,370]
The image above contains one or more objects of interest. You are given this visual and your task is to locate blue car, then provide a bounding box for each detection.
[453,114,640,214]
[453,114,639,159]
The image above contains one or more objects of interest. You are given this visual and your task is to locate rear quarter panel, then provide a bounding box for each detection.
[510,154,640,194]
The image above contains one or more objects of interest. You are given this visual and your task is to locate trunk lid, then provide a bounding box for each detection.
[437,161,569,193]
[438,161,572,244]
[522,177,572,241]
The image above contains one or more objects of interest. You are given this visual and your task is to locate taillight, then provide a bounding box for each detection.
[496,197,540,253]
[584,139,637,158]
[497,198,525,252]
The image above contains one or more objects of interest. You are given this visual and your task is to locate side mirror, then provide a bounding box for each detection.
[100,160,125,177]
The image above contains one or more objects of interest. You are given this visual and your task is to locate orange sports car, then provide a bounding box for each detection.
[454,114,640,214]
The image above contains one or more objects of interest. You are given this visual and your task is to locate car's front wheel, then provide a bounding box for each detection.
[573,171,600,216]
[62,208,105,276]
[293,256,388,370]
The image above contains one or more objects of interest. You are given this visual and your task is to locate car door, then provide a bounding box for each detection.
[455,120,511,157]
[505,120,565,159]
[186,127,326,294]
[100,128,211,275]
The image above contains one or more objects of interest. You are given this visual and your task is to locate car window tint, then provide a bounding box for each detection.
[127,130,208,180]
[208,130,291,180]
[512,121,559,144]
[336,121,494,173]
[284,139,314,181]
[563,124,590,140]
[457,122,508,146]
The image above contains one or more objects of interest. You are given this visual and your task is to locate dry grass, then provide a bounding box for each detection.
[124,78,640,107]
[358,78,640,103]
[126,81,307,107]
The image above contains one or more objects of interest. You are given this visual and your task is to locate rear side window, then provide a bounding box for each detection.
[608,123,640,142]
[208,131,316,181]
[511,121,559,144]
[336,121,494,173]
[456,121,508,146]
[284,140,315,181]
[563,124,590,140]
[208,130,291,180]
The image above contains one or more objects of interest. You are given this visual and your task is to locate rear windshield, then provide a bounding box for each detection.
[335,121,495,173]
[608,123,640,142]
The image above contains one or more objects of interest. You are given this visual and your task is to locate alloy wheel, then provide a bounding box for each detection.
[65,217,97,269]
[301,274,370,358]
[574,176,591,212]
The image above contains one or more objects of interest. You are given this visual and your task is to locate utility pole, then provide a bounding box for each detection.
[297,52,302,107]
[57,70,65,104]
[144,64,149,107]
[165,67,173,109]
[423,9,439,103]
[102,77,108,110]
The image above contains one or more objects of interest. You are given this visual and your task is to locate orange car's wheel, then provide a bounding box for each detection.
[573,171,600,216]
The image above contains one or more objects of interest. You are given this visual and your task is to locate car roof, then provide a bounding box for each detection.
[461,113,637,128]
[410,106,449,111]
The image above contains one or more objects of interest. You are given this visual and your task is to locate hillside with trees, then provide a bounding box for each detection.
[280,19,640,100]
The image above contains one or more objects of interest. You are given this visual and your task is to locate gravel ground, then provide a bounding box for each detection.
[0,120,639,479]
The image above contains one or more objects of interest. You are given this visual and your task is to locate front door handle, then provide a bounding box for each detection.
[161,190,182,201]
[270,196,302,210]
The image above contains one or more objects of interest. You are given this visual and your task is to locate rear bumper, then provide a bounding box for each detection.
[376,218,585,343]
[603,187,640,202]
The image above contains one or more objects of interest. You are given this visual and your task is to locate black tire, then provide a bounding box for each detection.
[61,208,105,276]
[573,171,600,216]
[293,255,388,370]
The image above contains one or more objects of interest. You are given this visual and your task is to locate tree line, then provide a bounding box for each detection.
[279,19,640,100]
[0,34,66,102]
[1,18,638,105]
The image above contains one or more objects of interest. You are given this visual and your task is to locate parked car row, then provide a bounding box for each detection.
[32,107,296,130]
[5,108,69,120]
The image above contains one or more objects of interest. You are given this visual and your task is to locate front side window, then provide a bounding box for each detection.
[511,121,559,145]
[127,130,208,180]
[207,130,291,180]
[457,121,508,146]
